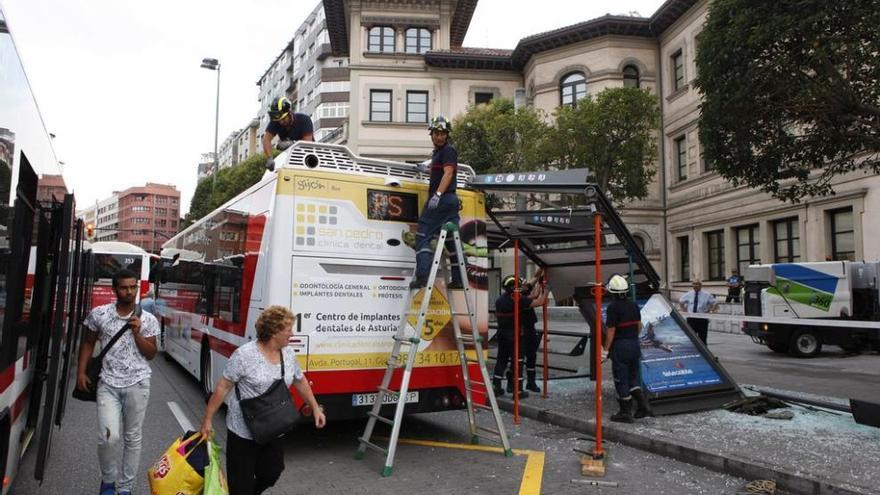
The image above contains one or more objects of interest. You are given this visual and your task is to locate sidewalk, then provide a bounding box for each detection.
[497,377,880,495]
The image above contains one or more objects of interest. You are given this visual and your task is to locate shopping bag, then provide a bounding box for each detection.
[204,440,229,495]
[147,432,207,495]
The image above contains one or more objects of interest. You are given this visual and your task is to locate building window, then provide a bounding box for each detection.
[706,230,725,280]
[406,91,428,123]
[773,217,800,263]
[368,26,395,53]
[829,207,855,261]
[405,28,431,54]
[678,236,690,282]
[474,92,493,105]
[623,65,640,88]
[675,136,687,181]
[560,72,587,108]
[370,89,392,122]
[672,50,685,91]
[735,224,760,274]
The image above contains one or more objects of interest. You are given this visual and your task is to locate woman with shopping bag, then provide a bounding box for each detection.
[200,305,326,495]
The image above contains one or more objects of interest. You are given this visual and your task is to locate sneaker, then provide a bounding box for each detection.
[409,277,427,289]
[99,481,115,495]
[118,492,131,495]
[447,280,464,290]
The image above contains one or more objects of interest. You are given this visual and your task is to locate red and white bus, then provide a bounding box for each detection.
[0,5,90,489]
[88,241,153,308]
[157,142,489,420]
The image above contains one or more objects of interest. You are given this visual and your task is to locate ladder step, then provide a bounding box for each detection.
[477,425,502,437]
[465,358,481,364]
[474,402,494,412]
[457,335,482,344]
[377,386,396,394]
[359,438,388,455]
[367,411,395,426]
[473,431,503,444]
[465,379,486,388]
[451,312,472,317]
[392,335,420,344]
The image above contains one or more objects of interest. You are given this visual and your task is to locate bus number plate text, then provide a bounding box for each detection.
[352,391,419,407]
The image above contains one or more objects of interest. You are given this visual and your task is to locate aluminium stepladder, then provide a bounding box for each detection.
[355,222,512,476]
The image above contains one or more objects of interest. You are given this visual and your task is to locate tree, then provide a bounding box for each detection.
[183,152,272,228]
[548,87,660,202]
[452,98,550,174]
[695,0,880,202]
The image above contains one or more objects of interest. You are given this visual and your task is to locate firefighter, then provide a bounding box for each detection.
[519,269,546,393]
[493,275,547,397]
[603,274,652,422]
[410,116,462,289]
[262,96,314,171]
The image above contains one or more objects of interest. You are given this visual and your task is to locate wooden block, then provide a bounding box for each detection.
[581,455,606,477]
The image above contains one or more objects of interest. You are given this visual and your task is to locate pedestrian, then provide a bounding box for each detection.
[262,96,314,171]
[76,268,160,495]
[493,275,547,398]
[725,269,744,303]
[678,279,717,344]
[200,305,326,495]
[519,268,546,393]
[410,115,463,290]
[603,274,651,423]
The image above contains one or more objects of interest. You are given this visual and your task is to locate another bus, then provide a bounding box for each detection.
[89,241,153,308]
[157,142,489,420]
[0,5,89,490]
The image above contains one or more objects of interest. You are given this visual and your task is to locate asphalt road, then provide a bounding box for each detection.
[12,352,755,495]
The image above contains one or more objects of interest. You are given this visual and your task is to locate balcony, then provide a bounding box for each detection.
[316,43,333,61]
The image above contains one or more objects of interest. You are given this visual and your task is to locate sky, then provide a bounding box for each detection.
[2,0,664,215]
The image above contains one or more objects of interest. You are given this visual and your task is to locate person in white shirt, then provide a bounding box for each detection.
[678,279,717,344]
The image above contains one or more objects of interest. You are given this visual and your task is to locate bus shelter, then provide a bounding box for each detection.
[470,169,743,419]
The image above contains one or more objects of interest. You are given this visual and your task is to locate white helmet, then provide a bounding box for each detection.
[607,274,629,294]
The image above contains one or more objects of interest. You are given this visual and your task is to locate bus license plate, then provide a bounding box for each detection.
[352,391,419,407]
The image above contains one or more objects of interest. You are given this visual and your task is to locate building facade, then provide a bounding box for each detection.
[256,2,351,146]
[197,152,216,181]
[115,183,181,253]
[218,130,239,169]
[324,0,879,298]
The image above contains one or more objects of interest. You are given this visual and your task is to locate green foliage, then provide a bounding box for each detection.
[548,88,660,202]
[452,98,551,174]
[695,0,880,202]
[183,152,273,228]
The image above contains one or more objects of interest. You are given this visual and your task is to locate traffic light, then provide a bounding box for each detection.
[86,223,95,237]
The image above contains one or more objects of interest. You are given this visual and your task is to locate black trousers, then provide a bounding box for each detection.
[687,317,709,344]
[610,338,641,398]
[227,429,284,495]
[523,327,540,370]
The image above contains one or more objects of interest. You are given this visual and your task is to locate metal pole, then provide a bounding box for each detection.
[212,64,220,196]
[513,239,520,424]
[592,212,604,459]
[628,252,636,302]
[541,271,548,398]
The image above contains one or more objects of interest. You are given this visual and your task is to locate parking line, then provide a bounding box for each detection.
[167,401,195,433]
[397,438,545,495]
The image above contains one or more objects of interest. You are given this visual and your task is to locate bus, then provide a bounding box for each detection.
[157,142,489,420]
[0,5,89,490]
[88,241,153,308]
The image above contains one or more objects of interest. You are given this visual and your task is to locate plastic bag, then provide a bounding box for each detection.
[204,440,229,495]
[147,432,207,495]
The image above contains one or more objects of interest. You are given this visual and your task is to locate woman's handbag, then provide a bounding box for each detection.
[235,350,298,445]
[72,323,131,402]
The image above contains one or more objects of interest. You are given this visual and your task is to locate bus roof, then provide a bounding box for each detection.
[91,241,150,255]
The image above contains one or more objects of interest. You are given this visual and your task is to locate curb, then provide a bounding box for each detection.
[498,398,871,495]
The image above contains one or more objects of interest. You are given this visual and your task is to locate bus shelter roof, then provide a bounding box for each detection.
[470,169,661,297]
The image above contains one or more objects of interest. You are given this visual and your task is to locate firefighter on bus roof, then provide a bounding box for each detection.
[409,115,463,289]
[262,96,314,171]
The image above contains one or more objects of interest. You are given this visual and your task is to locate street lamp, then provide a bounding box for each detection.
[200,57,220,181]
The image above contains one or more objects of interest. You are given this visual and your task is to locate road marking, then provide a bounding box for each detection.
[167,401,195,432]
[397,438,545,495]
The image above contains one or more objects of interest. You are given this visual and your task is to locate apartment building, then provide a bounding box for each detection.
[115,183,181,253]
[256,2,351,145]
[197,152,216,181]
[323,0,880,297]
[236,118,260,164]
[218,131,239,169]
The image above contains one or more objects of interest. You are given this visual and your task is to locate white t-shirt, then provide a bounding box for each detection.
[223,341,303,439]
[84,303,160,388]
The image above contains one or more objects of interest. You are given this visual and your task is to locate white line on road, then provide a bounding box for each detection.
[167,401,195,433]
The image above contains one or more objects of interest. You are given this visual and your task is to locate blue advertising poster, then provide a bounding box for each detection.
[635,294,724,393]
